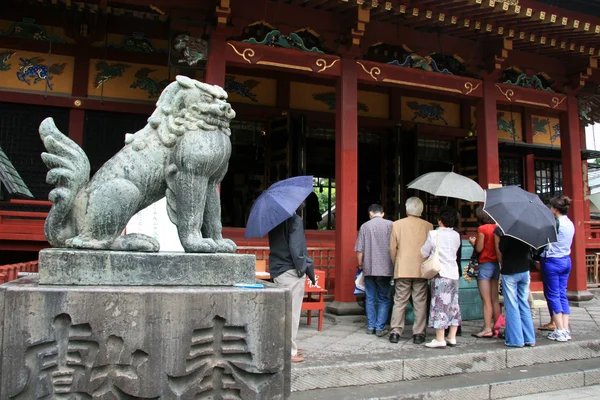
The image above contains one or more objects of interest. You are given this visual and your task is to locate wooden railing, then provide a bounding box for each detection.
[236,246,336,299]
[0,261,39,284]
[0,199,50,243]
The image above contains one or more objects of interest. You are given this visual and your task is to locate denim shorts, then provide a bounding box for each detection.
[478,262,500,281]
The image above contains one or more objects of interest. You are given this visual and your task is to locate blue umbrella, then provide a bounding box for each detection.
[244,176,314,239]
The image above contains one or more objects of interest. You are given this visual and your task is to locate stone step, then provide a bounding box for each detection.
[291,335,600,392]
[289,357,600,399]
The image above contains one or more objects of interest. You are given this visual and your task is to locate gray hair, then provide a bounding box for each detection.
[405,197,424,217]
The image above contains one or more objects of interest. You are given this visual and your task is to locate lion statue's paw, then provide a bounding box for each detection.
[66,235,111,250]
[215,239,237,253]
[181,235,219,253]
[110,234,160,252]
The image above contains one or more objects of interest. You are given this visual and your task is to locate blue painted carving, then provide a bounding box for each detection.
[389,54,452,74]
[532,117,550,136]
[497,112,518,139]
[94,61,131,88]
[106,32,166,54]
[224,75,260,102]
[532,117,560,142]
[16,57,66,90]
[0,19,66,43]
[0,50,16,71]
[130,68,169,99]
[408,101,448,125]
[312,92,369,112]
[501,67,555,92]
[243,30,324,54]
[551,123,560,142]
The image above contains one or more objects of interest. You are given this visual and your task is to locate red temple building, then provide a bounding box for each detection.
[1,0,600,309]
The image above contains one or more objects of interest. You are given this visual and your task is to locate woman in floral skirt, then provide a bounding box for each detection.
[421,206,462,348]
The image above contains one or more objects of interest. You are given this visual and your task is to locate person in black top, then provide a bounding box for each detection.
[494,227,536,347]
[269,208,315,363]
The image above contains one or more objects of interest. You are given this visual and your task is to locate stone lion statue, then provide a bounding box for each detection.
[39,75,236,253]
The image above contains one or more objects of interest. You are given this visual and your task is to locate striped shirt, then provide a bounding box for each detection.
[355,216,394,277]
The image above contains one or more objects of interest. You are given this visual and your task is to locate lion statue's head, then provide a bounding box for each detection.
[127,76,236,149]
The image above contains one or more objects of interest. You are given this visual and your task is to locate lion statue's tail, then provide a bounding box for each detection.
[39,117,90,246]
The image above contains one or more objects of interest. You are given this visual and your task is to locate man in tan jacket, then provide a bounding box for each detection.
[388,197,433,344]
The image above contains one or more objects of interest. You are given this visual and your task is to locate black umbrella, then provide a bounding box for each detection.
[483,186,558,249]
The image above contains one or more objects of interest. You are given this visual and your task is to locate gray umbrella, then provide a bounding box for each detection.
[407,171,485,203]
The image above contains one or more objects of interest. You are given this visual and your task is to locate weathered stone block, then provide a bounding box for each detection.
[0,277,290,399]
[39,248,255,286]
[506,338,600,368]
[403,349,505,380]
[490,371,584,399]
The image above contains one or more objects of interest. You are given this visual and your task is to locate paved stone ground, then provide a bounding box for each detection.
[296,296,600,363]
[507,384,600,399]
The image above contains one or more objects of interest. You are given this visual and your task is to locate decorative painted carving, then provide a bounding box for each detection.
[497,112,518,140]
[106,32,165,54]
[500,67,555,92]
[408,101,448,125]
[167,315,276,397]
[130,68,170,99]
[0,50,15,71]
[238,22,326,54]
[0,19,66,43]
[39,76,237,253]
[533,117,560,142]
[94,61,131,88]
[532,117,550,136]
[225,75,260,102]
[243,30,324,53]
[312,91,369,112]
[364,43,478,78]
[16,57,66,90]
[389,54,452,74]
[172,33,209,66]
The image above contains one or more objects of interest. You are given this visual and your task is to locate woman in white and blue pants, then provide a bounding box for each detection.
[541,195,575,342]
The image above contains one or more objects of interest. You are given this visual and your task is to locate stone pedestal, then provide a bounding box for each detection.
[0,277,290,399]
[39,249,256,286]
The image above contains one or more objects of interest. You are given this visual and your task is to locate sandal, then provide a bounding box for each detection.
[538,322,556,331]
[472,330,494,338]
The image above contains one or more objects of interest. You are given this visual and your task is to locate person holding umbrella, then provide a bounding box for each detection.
[484,186,558,347]
[540,196,575,342]
[494,228,536,347]
[244,176,316,363]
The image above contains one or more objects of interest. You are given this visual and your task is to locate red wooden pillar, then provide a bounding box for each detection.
[328,57,359,313]
[205,34,227,86]
[523,110,535,192]
[68,45,89,147]
[206,34,227,194]
[476,78,500,187]
[68,110,85,146]
[560,94,593,301]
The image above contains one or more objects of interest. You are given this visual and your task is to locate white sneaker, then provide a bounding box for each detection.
[446,337,457,347]
[425,339,447,348]
[547,329,568,342]
[566,329,571,340]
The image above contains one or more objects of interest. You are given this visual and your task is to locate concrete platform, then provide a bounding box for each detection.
[290,358,600,399]
[292,297,600,395]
